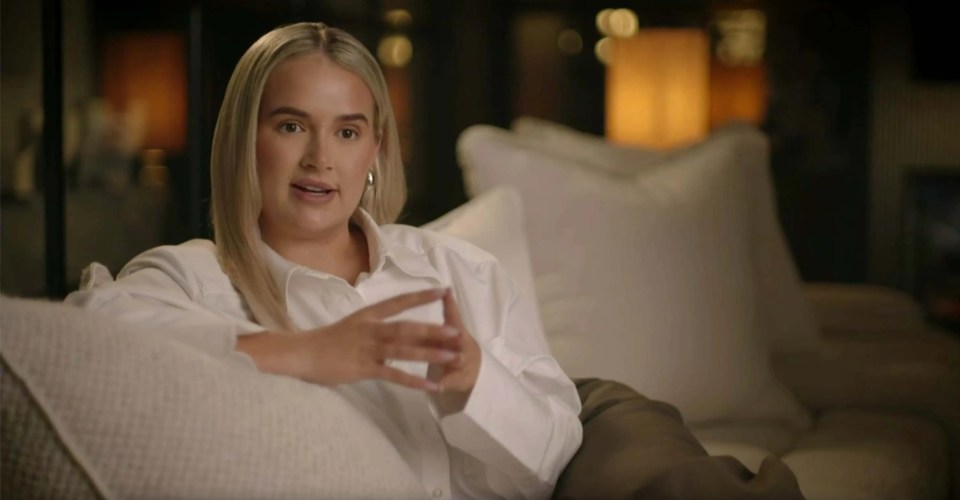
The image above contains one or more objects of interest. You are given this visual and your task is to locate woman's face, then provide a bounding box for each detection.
[256,51,380,244]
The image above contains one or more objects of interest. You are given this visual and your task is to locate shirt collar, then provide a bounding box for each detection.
[260,208,440,297]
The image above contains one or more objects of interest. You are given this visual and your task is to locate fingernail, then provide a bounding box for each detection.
[438,350,458,362]
[425,381,442,392]
[443,326,459,337]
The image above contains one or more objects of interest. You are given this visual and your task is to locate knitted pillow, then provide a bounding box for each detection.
[0,296,427,499]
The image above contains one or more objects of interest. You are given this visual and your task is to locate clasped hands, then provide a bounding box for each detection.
[248,288,481,395]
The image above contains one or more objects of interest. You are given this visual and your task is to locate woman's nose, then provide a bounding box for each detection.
[301,135,332,170]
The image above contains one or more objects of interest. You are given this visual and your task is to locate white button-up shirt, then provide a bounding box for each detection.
[66,210,583,499]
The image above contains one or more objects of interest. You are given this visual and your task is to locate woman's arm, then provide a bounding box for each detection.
[432,262,583,499]
[68,244,466,390]
[65,244,263,358]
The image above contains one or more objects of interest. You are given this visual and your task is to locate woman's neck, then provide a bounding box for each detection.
[264,224,371,285]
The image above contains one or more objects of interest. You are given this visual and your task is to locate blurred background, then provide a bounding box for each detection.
[2,0,958,329]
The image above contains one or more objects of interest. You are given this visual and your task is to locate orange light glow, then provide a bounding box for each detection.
[383,66,413,163]
[101,32,187,152]
[709,61,768,128]
[605,29,710,150]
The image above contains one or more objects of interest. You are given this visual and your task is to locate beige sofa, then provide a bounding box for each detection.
[456,118,960,500]
[2,120,957,499]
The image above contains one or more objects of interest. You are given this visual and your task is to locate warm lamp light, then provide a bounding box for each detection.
[709,61,768,128]
[709,9,768,128]
[605,29,710,149]
[101,32,187,153]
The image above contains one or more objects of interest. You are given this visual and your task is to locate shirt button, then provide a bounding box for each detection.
[431,488,443,498]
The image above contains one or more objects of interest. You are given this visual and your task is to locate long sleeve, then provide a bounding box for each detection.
[64,240,262,366]
[436,262,583,499]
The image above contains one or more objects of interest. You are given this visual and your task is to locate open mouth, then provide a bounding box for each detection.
[293,184,334,195]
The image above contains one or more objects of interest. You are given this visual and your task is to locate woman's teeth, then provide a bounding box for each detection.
[296,185,330,194]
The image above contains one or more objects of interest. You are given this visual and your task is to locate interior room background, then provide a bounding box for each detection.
[2,0,958,329]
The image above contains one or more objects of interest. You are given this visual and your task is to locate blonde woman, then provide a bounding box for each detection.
[66,22,582,499]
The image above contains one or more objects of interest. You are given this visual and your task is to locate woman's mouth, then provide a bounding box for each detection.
[291,180,337,201]
[293,184,334,195]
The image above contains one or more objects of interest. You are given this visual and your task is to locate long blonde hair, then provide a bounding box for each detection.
[209,22,406,330]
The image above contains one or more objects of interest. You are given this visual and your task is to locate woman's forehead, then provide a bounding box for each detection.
[260,52,375,117]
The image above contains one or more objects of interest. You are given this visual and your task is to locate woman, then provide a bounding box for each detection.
[66,22,582,499]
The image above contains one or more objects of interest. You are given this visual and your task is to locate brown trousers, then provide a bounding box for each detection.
[553,378,806,500]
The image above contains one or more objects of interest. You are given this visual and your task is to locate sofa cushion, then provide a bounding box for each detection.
[802,282,926,337]
[782,410,949,500]
[422,186,549,353]
[691,421,800,461]
[511,116,666,176]
[771,329,960,419]
[0,297,427,499]
[509,118,821,354]
[457,124,809,426]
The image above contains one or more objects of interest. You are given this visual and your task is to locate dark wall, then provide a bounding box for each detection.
[761,3,871,283]
[21,0,886,297]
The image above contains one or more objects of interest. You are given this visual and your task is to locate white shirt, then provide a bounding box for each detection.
[65,209,583,500]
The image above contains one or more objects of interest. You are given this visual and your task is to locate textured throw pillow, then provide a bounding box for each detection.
[512,118,820,354]
[0,297,427,499]
[457,125,809,426]
[422,186,549,354]
[511,116,666,177]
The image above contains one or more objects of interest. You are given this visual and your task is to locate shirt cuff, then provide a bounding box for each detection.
[438,346,552,474]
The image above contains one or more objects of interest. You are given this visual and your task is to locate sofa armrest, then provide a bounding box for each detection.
[771,329,960,424]
[802,282,926,337]
[553,379,803,500]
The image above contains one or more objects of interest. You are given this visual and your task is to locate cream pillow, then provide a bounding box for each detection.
[0,297,427,499]
[512,118,820,354]
[422,186,549,354]
[511,116,666,177]
[457,125,809,426]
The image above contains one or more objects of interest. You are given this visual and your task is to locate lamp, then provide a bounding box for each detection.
[602,9,768,149]
[605,29,710,149]
[101,32,187,186]
[709,9,768,128]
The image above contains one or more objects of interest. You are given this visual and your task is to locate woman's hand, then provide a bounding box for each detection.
[428,289,481,395]
[238,288,464,392]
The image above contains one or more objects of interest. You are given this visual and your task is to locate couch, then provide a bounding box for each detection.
[455,117,960,500]
[1,120,957,500]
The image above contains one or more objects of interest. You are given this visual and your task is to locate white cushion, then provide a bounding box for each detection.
[510,118,820,354]
[510,116,666,176]
[457,125,809,426]
[0,297,427,499]
[422,186,550,353]
[782,410,949,500]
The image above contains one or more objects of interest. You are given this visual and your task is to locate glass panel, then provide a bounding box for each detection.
[1,0,46,297]
[63,0,189,292]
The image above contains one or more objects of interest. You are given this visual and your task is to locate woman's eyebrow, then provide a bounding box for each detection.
[336,113,369,124]
[268,106,309,118]
[265,108,368,124]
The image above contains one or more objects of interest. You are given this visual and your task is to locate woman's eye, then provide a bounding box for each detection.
[338,129,358,139]
[279,122,302,133]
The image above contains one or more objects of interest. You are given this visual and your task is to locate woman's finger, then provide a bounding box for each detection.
[442,288,465,330]
[376,320,460,345]
[381,344,461,364]
[355,288,446,321]
[372,364,442,392]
